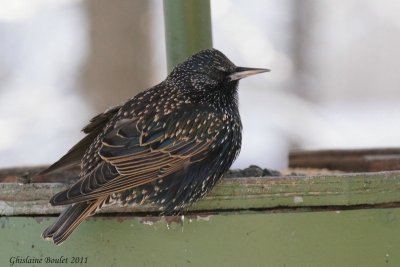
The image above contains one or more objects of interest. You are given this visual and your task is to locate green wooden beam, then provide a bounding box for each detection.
[163,0,213,72]
[2,167,400,265]
[2,170,400,216]
[2,209,400,266]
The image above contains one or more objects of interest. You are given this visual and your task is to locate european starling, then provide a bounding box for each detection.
[41,48,269,245]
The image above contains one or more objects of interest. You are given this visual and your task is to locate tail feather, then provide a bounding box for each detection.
[38,131,97,176]
[42,199,103,245]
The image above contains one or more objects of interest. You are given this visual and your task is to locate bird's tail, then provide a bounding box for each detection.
[42,199,102,245]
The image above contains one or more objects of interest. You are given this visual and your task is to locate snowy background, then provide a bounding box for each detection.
[1,0,400,169]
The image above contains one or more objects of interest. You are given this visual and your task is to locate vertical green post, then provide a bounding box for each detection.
[163,0,213,72]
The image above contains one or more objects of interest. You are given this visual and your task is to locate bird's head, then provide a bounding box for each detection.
[166,48,269,112]
[167,48,269,93]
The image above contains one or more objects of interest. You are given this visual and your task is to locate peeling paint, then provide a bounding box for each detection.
[293,196,304,204]
[138,215,211,226]
[141,220,154,226]
[139,216,162,225]
[165,216,184,225]
[0,217,9,228]
[33,217,51,224]
[196,215,211,221]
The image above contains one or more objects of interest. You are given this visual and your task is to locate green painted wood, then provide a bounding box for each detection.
[2,171,400,215]
[163,0,213,71]
[1,208,400,266]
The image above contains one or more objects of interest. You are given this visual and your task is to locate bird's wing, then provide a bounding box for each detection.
[50,108,224,205]
[40,105,121,175]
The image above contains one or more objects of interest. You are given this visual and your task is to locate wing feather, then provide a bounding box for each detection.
[40,106,121,175]
[50,108,223,206]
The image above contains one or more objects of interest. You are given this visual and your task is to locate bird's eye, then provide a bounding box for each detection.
[191,74,218,90]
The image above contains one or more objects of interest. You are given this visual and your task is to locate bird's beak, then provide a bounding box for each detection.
[228,67,270,81]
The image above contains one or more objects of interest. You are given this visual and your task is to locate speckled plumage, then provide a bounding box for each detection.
[41,48,268,245]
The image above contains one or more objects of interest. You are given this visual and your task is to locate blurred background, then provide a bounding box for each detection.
[1,0,400,169]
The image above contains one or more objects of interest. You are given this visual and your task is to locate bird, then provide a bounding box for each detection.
[41,48,269,245]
